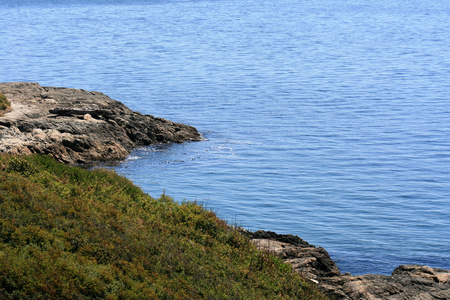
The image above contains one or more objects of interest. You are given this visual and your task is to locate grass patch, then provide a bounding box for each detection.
[0,93,10,110]
[0,93,11,116]
[0,154,328,299]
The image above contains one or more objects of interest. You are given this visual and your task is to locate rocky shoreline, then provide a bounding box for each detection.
[0,82,202,165]
[1,82,448,299]
[243,230,450,300]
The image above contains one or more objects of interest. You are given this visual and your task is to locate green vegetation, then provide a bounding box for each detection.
[0,93,10,112]
[0,154,328,299]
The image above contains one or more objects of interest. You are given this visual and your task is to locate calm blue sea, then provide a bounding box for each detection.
[1,0,449,275]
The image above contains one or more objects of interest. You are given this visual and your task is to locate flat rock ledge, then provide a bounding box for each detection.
[242,230,450,300]
[0,82,202,164]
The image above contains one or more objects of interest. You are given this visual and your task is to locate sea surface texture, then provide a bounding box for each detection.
[1,0,449,275]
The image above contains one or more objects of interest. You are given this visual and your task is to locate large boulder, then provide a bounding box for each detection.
[0,82,202,164]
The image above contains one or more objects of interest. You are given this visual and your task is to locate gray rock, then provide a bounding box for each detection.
[245,230,450,300]
[0,82,202,164]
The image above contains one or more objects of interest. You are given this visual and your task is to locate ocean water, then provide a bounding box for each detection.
[1,0,449,275]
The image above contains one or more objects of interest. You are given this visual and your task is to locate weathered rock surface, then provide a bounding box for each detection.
[0,82,202,164]
[244,230,450,300]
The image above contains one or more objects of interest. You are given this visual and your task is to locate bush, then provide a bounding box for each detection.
[0,154,328,299]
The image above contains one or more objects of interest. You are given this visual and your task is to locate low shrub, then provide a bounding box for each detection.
[0,154,328,299]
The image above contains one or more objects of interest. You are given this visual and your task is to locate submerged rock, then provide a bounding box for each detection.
[244,230,450,300]
[0,82,202,164]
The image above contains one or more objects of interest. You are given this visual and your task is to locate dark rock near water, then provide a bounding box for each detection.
[244,230,450,300]
[0,82,202,164]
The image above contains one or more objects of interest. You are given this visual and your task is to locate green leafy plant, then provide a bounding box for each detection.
[0,154,329,299]
[6,157,37,176]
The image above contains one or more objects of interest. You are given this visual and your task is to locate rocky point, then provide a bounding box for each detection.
[0,82,202,164]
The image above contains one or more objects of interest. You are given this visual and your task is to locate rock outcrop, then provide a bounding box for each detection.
[244,230,450,300]
[0,82,202,164]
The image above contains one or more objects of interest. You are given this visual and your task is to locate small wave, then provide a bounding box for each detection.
[126,155,141,161]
